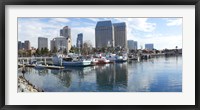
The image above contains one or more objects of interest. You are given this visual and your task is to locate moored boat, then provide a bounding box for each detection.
[52,53,92,67]
[34,64,45,69]
[106,54,116,63]
[115,53,128,63]
[91,58,99,65]
[62,60,92,67]
[96,57,110,64]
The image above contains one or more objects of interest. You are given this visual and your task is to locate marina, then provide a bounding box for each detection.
[18,55,182,92]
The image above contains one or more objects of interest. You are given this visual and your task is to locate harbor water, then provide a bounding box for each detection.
[18,56,182,92]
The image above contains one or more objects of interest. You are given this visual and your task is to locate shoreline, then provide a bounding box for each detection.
[18,75,44,92]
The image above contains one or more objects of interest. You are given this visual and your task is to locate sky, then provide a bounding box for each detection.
[18,17,182,50]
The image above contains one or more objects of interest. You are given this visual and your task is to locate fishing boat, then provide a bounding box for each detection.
[52,54,92,67]
[62,58,92,67]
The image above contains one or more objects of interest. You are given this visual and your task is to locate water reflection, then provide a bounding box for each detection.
[51,69,72,88]
[18,56,182,92]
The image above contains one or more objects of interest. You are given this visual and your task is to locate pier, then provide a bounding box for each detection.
[18,57,64,69]
[18,57,53,64]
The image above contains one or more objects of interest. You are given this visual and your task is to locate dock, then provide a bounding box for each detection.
[44,65,64,69]
[18,64,64,69]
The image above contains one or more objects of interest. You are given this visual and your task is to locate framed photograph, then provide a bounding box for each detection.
[1,0,199,110]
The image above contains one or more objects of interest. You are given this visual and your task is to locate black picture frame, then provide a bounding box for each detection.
[0,0,199,110]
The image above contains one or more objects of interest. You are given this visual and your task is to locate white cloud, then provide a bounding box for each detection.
[87,18,100,22]
[114,18,156,32]
[113,18,182,49]
[18,18,182,50]
[50,18,70,23]
[166,18,182,26]
[18,18,65,49]
[71,26,95,47]
[136,35,182,50]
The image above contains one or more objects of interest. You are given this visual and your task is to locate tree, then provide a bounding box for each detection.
[63,48,68,54]
[41,48,45,56]
[82,40,93,55]
[18,50,25,57]
[156,50,160,54]
[27,50,32,57]
[92,48,97,54]
[107,47,114,53]
[36,48,41,56]
[52,47,57,53]
[44,47,48,55]
[69,46,75,53]
[101,47,106,53]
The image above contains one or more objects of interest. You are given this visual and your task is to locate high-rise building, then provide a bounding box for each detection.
[76,33,83,48]
[95,20,127,49]
[128,40,138,50]
[18,40,30,50]
[145,43,154,50]
[18,41,22,50]
[133,41,138,50]
[95,20,114,48]
[50,39,56,52]
[60,26,71,39]
[127,40,134,50]
[51,37,68,52]
[21,43,25,50]
[113,22,127,48]
[38,37,48,50]
[24,40,30,50]
[60,26,71,52]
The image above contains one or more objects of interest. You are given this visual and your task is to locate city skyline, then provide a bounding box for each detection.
[18,17,182,50]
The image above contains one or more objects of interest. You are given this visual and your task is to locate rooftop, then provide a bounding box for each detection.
[96,20,112,27]
[113,22,126,27]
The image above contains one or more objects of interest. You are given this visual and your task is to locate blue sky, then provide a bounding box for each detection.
[18,17,182,50]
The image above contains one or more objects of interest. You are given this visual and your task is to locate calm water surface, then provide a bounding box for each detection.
[18,56,182,92]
